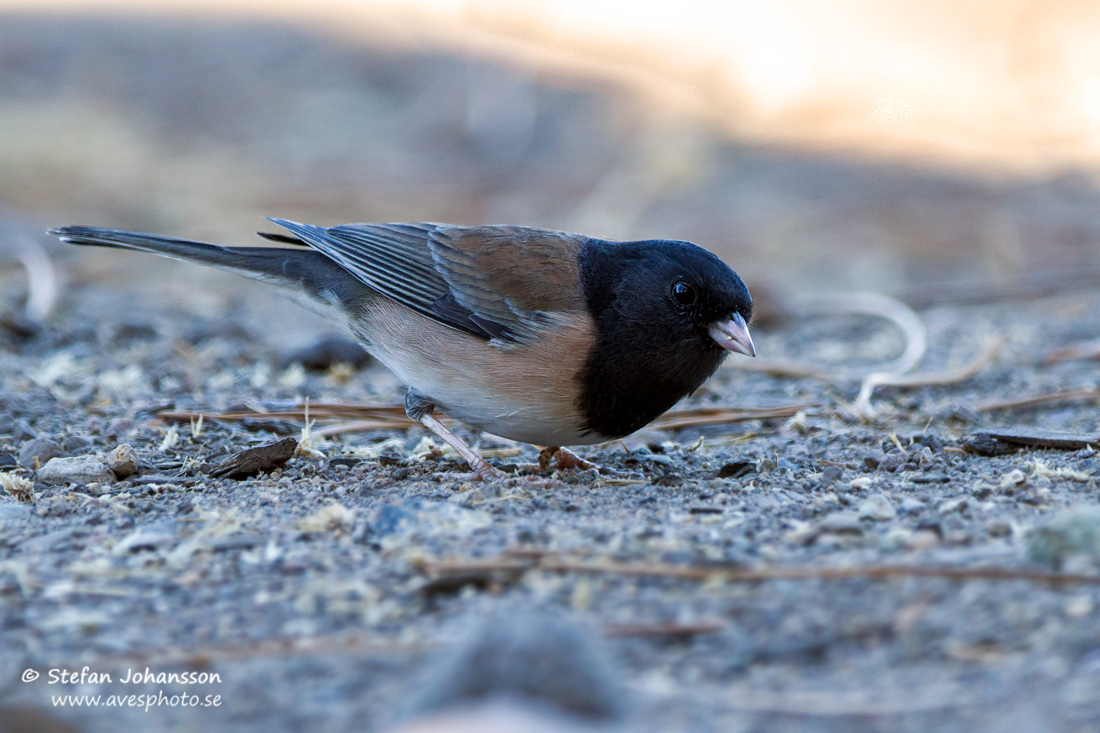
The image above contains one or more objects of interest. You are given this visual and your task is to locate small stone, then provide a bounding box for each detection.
[756,456,777,473]
[113,527,175,554]
[784,521,819,545]
[378,450,403,467]
[407,608,624,722]
[106,320,159,344]
[820,466,843,486]
[938,498,969,515]
[12,420,35,442]
[1065,594,1094,618]
[879,450,908,472]
[108,444,139,479]
[370,504,416,537]
[105,418,135,438]
[475,482,502,501]
[577,468,599,484]
[847,477,873,492]
[880,527,914,550]
[986,519,1012,537]
[1027,506,1100,569]
[899,497,926,514]
[945,404,980,424]
[18,438,62,469]
[63,435,93,452]
[862,450,885,470]
[819,511,863,535]
[717,461,753,479]
[909,433,943,451]
[858,493,897,521]
[37,455,116,486]
[910,528,941,550]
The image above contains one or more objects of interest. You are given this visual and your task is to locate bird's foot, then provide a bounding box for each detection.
[469,460,506,482]
[538,447,598,472]
[407,395,505,482]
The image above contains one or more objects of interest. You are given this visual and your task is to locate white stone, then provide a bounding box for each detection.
[37,455,116,486]
[858,493,897,521]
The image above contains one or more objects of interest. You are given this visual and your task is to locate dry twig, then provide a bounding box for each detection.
[853,335,1008,414]
[738,292,927,382]
[158,402,815,437]
[604,620,727,638]
[974,388,1100,413]
[420,553,1100,586]
[1044,340,1100,365]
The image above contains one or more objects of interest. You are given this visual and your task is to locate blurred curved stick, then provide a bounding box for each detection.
[4,236,59,321]
[737,292,927,381]
[975,387,1100,414]
[854,335,1008,415]
[732,291,1004,415]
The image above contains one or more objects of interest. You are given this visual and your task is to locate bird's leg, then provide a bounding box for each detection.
[405,391,503,481]
[538,446,597,472]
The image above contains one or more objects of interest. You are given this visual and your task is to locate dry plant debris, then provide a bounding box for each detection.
[207,437,298,479]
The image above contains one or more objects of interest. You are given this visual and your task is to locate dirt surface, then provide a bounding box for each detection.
[2,13,1100,733]
[1,269,1099,732]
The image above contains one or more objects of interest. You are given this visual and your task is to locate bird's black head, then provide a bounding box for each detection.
[577,237,754,439]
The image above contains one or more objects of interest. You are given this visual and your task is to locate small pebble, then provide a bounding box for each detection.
[475,483,502,500]
[862,450,885,470]
[108,444,139,479]
[938,498,969,515]
[910,528,941,550]
[18,438,62,469]
[105,418,135,438]
[717,461,753,479]
[858,493,897,521]
[819,511,863,535]
[899,497,926,514]
[880,527,914,550]
[1027,506,1100,569]
[878,450,908,472]
[63,435,93,451]
[113,527,176,554]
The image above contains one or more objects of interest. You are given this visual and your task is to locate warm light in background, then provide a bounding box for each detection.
[5,0,1100,173]
[359,0,1100,172]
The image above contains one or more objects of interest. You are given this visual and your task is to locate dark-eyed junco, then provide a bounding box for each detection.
[50,221,754,478]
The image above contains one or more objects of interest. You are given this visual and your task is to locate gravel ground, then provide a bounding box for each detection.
[2,12,1100,733]
[2,270,1100,733]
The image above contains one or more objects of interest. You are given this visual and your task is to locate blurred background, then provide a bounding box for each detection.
[2,0,1100,331]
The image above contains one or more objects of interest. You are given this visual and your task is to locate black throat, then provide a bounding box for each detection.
[575,240,729,439]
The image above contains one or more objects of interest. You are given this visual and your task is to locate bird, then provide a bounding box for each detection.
[50,220,755,479]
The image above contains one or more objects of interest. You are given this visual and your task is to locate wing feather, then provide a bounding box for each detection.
[266,219,588,345]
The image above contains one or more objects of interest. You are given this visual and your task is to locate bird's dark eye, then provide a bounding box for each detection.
[672,281,696,306]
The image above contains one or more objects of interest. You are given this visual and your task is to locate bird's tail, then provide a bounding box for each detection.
[49,225,361,307]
